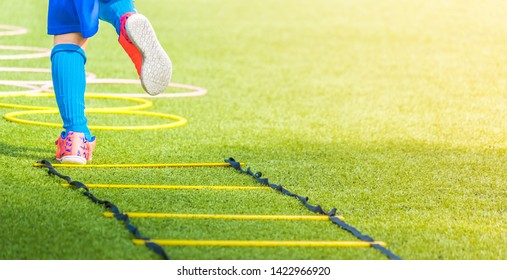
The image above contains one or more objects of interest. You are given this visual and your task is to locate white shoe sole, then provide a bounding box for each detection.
[125,14,172,96]
[58,156,87,165]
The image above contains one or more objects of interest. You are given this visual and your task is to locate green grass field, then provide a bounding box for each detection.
[0,0,506,260]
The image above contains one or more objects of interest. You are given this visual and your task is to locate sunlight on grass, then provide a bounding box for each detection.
[0,0,506,260]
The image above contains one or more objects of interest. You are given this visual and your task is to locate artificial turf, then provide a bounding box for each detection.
[0,0,506,260]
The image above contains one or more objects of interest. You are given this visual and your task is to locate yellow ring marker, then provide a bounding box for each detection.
[0,92,153,111]
[62,183,267,190]
[104,212,345,221]
[5,109,186,130]
[34,162,243,168]
[133,239,387,248]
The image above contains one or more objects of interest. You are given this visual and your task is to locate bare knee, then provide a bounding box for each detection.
[54,33,89,50]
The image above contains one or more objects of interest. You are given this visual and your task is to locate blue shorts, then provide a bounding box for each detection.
[47,0,112,38]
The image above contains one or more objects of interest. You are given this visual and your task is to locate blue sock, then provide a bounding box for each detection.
[99,0,136,35]
[51,44,92,141]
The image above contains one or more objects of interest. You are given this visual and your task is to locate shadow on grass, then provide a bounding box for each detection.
[0,141,52,160]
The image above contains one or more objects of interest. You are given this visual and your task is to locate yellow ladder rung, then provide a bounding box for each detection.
[61,183,269,190]
[103,212,345,221]
[133,239,386,248]
[33,162,244,168]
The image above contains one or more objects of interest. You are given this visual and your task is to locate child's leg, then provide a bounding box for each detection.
[98,0,136,35]
[48,0,99,164]
[99,0,172,95]
[51,34,91,140]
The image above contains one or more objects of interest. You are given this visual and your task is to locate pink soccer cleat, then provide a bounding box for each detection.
[119,12,172,95]
[55,131,96,165]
